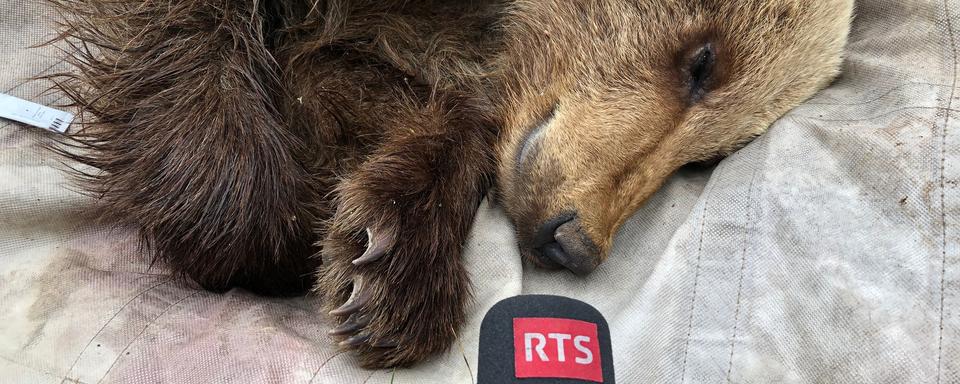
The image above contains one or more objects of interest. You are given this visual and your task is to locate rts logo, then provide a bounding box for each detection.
[513,317,602,382]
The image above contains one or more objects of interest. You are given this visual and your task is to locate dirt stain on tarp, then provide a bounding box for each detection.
[21,249,109,348]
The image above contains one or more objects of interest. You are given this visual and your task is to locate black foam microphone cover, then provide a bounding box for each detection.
[478,295,614,383]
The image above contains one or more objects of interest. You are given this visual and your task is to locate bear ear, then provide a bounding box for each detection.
[683,42,716,104]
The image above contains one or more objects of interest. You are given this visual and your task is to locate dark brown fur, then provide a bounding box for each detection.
[42,0,852,368]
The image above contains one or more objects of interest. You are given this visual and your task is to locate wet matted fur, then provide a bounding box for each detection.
[43,0,853,368]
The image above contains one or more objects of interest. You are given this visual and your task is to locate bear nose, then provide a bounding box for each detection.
[532,214,601,276]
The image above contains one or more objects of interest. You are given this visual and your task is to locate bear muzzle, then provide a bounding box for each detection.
[527,213,601,276]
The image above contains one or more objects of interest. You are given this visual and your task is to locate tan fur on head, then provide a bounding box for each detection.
[494,0,854,266]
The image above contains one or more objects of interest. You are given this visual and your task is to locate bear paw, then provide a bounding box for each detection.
[316,178,471,368]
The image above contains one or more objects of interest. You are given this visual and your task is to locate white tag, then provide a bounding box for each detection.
[0,92,74,133]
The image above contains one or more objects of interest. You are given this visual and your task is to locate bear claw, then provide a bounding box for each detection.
[328,313,369,336]
[330,276,371,316]
[340,334,370,347]
[352,227,394,265]
[370,338,400,348]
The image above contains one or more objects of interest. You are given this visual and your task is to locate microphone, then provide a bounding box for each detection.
[478,295,615,383]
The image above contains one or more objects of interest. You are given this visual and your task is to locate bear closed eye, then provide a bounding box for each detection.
[685,43,717,103]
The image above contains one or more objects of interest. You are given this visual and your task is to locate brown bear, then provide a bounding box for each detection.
[45,0,853,368]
